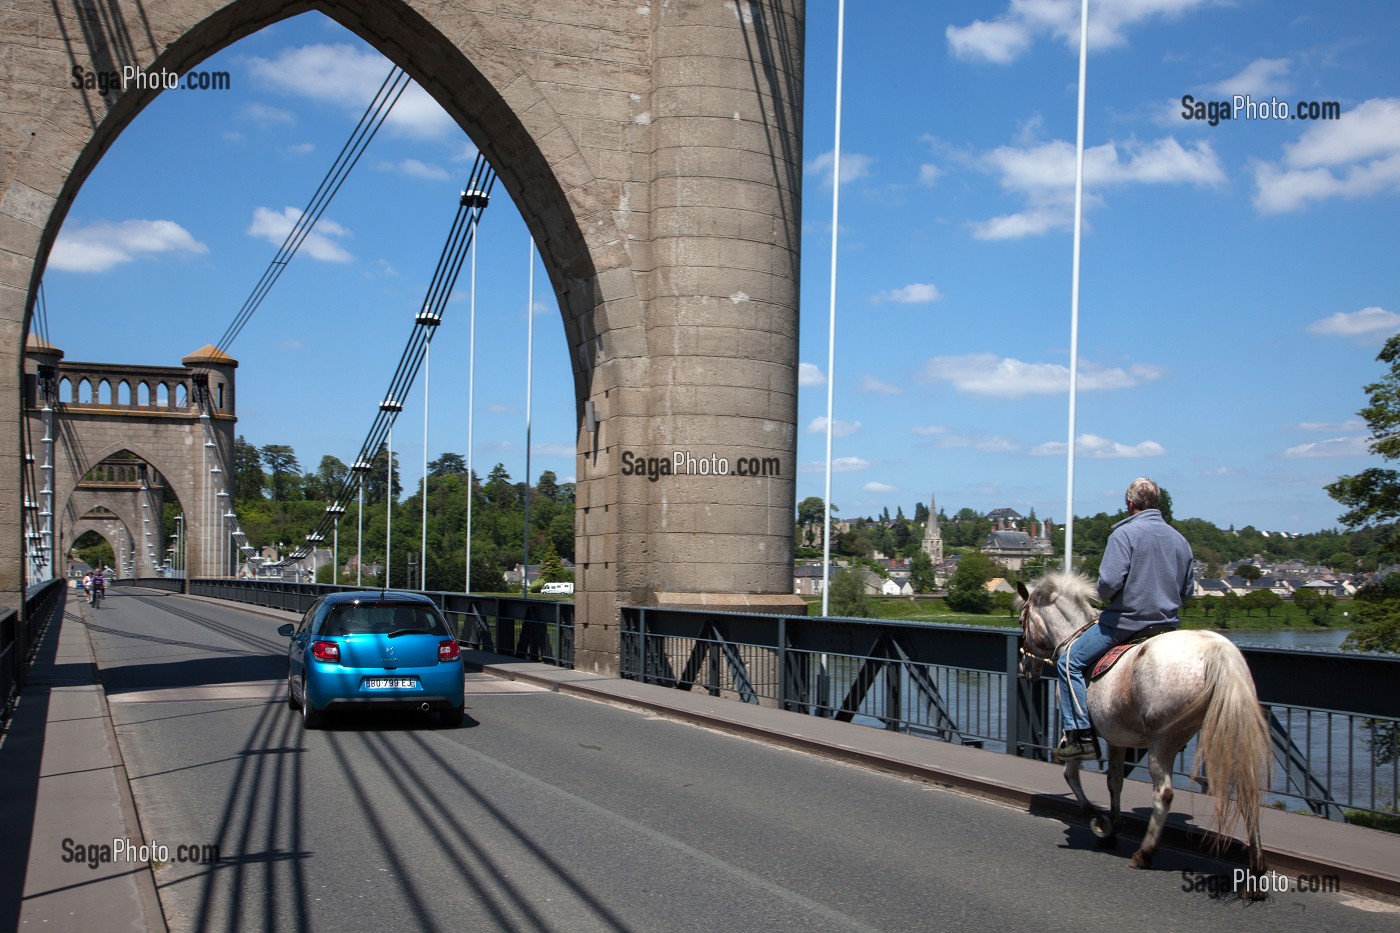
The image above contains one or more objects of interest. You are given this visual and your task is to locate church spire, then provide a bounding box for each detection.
[921,493,944,564]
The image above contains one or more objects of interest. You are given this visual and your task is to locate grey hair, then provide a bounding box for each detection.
[1125,477,1161,511]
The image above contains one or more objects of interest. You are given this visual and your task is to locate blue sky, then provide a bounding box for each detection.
[42,1,1400,542]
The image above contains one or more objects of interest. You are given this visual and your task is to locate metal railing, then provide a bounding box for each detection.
[2,578,67,716]
[620,605,1400,820]
[183,578,573,667]
[169,580,1399,821]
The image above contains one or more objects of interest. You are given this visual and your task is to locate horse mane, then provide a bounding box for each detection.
[1029,572,1097,612]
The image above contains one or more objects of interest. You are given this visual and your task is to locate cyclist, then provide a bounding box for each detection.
[89,568,106,607]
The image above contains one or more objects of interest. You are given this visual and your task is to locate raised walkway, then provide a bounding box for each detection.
[3,590,1397,931]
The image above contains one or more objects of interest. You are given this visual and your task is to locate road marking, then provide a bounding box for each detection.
[465,675,548,696]
[106,681,283,704]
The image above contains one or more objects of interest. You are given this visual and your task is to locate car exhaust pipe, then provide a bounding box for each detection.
[420,702,431,711]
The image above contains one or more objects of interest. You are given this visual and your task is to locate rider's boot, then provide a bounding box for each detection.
[1054,729,1099,762]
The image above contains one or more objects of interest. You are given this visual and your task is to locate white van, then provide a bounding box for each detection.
[540,581,574,595]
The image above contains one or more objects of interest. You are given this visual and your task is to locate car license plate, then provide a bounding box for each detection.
[364,677,417,689]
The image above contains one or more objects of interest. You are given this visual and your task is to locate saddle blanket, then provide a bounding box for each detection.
[1090,643,1137,680]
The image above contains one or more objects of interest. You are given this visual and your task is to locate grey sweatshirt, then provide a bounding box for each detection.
[1096,509,1194,635]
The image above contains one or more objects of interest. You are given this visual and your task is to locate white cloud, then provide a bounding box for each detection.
[918,164,943,186]
[248,206,352,262]
[798,362,826,387]
[1283,436,1370,459]
[1253,98,1400,214]
[934,432,1021,454]
[531,442,576,458]
[1306,306,1400,339]
[947,0,1220,64]
[380,158,450,181]
[1296,419,1364,433]
[972,136,1225,239]
[243,102,294,125]
[1209,58,1291,98]
[872,282,943,304]
[918,353,1164,398]
[863,482,900,494]
[807,416,862,437]
[803,456,872,474]
[49,219,208,273]
[807,149,874,188]
[245,44,454,139]
[910,425,948,437]
[287,142,315,155]
[1032,434,1167,459]
[858,376,903,395]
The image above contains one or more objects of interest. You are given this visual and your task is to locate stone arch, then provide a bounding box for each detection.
[4,1,806,673]
[118,380,132,405]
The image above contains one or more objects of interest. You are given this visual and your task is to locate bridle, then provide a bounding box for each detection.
[1017,598,1093,681]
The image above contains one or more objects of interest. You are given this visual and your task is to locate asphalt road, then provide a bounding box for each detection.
[85,589,1398,932]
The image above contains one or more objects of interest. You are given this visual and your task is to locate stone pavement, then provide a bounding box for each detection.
[0,591,166,932]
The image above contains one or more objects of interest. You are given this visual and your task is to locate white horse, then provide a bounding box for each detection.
[1016,574,1270,888]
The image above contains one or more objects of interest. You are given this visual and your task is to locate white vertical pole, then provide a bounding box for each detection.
[820,0,846,618]
[422,339,430,590]
[465,227,478,594]
[1064,0,1090,570]
[523,235,534,597]
[386,425,393,588]
[356,481,364,586]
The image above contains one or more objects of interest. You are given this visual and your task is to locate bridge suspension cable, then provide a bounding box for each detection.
[270,156,498,572]
[213,66,411,355]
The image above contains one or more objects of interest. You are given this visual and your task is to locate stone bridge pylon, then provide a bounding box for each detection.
[24,337,237,580]
[1,0,806,675]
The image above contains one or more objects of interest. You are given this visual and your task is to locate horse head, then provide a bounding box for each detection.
[1015,573,1098,679]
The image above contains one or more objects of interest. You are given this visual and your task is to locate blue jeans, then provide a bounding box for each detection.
[1056,622,1121,732]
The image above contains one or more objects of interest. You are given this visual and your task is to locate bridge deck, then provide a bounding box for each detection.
[3,588,1397,932]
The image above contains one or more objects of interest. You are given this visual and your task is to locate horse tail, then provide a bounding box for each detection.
[1190,638,1270,849]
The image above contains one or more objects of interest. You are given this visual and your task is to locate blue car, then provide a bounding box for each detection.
[279,591,465,729]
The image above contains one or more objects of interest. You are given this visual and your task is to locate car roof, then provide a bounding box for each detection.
[319,590,437,607]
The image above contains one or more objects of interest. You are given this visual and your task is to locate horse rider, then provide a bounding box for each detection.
[1056,477,1195,761]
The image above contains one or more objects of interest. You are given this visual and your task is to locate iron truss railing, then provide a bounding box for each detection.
[620,605,1400,821]
[2,579,68,719]
[177,578,572,668]
[139,580,1398,821]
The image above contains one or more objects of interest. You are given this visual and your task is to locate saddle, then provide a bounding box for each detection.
[1089,624,1176,680]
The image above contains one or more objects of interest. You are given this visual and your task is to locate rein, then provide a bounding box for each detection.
[1018,613,1096,678]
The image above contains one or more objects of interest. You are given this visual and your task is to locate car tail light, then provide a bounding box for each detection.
[312,640,340,663]
[438,639,460,662]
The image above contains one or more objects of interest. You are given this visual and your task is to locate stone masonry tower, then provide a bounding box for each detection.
[921,493,944,565]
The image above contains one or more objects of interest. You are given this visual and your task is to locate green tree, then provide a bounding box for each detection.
[1236,563,1262,582]
[946,552,996,614]
[828,567,873,618]
[429,452,469,476]
[797,496,832,547]
[1327,333,1400,528]
[260,444,301,502]
[1328,551,1357,573]
[233,435,266,504]
[909,550,937,593]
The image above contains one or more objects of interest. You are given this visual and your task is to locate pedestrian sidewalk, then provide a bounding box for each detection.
[0,592,167,933]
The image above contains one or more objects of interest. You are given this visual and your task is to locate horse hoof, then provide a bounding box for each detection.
[1089,814,1115,840]
[1129,850,1154,870]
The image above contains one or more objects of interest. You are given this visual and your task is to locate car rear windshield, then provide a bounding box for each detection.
[322,604,449,637]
